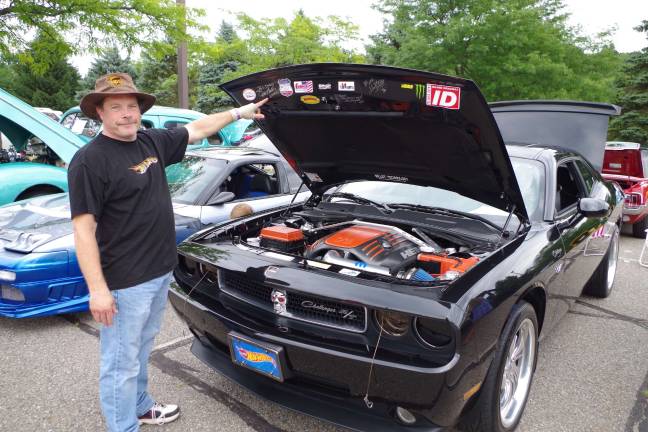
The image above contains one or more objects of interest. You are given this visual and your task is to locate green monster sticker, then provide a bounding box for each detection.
[415,84,425,99]
[401,83,426,99]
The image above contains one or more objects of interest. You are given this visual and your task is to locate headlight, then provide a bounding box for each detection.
[0,270,16,282]
[414,317,453,348]
[374,310,411,336]
[198,263,218,284]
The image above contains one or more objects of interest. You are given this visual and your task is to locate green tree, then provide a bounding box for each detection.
[0,58,17,94]
[195,21,243,112]
[7,32,81,111]
[368,0,622,102]
[196,12,365,108]
[218,20,236,44]
[195,61,240,112]
[136,41,199,108]
[609,21,648,145]
[0,0,205,72]
[78,48,138,98]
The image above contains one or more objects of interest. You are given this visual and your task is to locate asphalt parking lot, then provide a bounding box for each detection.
[1,229,646,432]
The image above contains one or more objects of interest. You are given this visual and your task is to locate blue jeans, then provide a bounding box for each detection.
[99,272,172,432]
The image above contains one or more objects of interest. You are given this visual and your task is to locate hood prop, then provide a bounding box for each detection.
[280,179,305,218]
[497,204,516,247]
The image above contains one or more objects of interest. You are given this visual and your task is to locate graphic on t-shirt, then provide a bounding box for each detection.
[129,157,159,174]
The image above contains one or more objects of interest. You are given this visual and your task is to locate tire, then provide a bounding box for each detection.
[459,301,539,432]
[631,216,647,238]
[583,226,619,298]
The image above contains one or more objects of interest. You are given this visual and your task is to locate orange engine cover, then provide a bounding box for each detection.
[323,226,388,248]
[417,253,479,276]
[260,226,304,242]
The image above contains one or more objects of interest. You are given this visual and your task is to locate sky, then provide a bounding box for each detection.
[72,0,648,75]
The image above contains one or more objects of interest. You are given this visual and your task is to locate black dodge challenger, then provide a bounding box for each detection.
[169,64,623,431]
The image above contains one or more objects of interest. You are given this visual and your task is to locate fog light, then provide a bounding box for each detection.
[1,285,25,302]
[395,406,417,425]
[0,270,16,282]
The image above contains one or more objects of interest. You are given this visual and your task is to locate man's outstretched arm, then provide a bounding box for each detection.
[184,98,268,144]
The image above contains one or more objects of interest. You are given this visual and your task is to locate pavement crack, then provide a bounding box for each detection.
[574,300,648,330]
[60,314,100,338]
[151,335,194,354]
[151,349,289,432]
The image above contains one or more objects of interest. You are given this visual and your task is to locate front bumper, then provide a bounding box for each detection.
[190,338,442,432]
[0,277,88,318]
[0,249,88,318]
[169,280,485,430]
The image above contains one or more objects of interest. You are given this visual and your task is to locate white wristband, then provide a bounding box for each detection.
[229,108,240,121]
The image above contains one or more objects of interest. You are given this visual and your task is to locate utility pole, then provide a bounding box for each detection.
[177,0,189,109]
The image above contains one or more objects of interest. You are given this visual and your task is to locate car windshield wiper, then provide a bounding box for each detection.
[388,203,503,232]
[325,192,392,213]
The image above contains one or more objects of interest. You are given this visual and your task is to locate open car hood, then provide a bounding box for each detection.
[490,100,621,171]
[0,88,85,164]
[220,64,528,221]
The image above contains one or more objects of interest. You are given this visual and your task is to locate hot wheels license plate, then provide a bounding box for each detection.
[228,332,285,382]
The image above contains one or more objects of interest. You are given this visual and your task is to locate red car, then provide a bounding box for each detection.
[602,141,648,237]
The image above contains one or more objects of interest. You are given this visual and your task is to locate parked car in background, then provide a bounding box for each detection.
[0,87,85,206]
[0,89,256,207]
[0,145,309,318]
[236,122,263,144]
[601,141,648,237]
[59,105,252,149]
[35,107,63,122]
[170,64,621,432]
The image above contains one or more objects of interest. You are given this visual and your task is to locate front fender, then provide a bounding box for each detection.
[0,163,68,204]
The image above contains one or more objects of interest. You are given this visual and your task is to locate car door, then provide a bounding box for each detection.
[552,159,608,315]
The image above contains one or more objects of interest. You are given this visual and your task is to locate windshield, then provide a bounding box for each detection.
[510,157,545,221]
[166,156,227,204]
[334,157,544,225]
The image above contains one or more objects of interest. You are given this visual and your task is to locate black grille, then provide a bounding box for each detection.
[220,270,366,332]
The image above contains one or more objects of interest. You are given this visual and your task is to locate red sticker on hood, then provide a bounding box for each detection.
[426,84,461,110]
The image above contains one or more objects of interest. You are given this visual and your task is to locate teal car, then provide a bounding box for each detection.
[0,88,84,205]
[59,105,252,149]
[0,88,252,206]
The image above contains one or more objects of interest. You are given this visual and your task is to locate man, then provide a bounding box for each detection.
[68,72,265,432]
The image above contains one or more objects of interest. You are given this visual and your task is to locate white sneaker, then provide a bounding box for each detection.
[138,402,180,425]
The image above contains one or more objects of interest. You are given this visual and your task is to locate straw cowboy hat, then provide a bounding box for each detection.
[80,72,156,121]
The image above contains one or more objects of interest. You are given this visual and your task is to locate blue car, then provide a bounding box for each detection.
[0,141,309,318]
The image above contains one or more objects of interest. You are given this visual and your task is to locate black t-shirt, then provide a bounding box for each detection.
[68,128,189,290]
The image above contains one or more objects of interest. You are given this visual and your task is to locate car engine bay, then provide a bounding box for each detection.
[216,206,493,284]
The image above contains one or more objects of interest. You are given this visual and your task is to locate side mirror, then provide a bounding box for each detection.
[578,198,609,218]
[207,191,235,206]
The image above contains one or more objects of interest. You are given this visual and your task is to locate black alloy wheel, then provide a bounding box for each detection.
[459,301,539,432]
[583,226,620,298]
